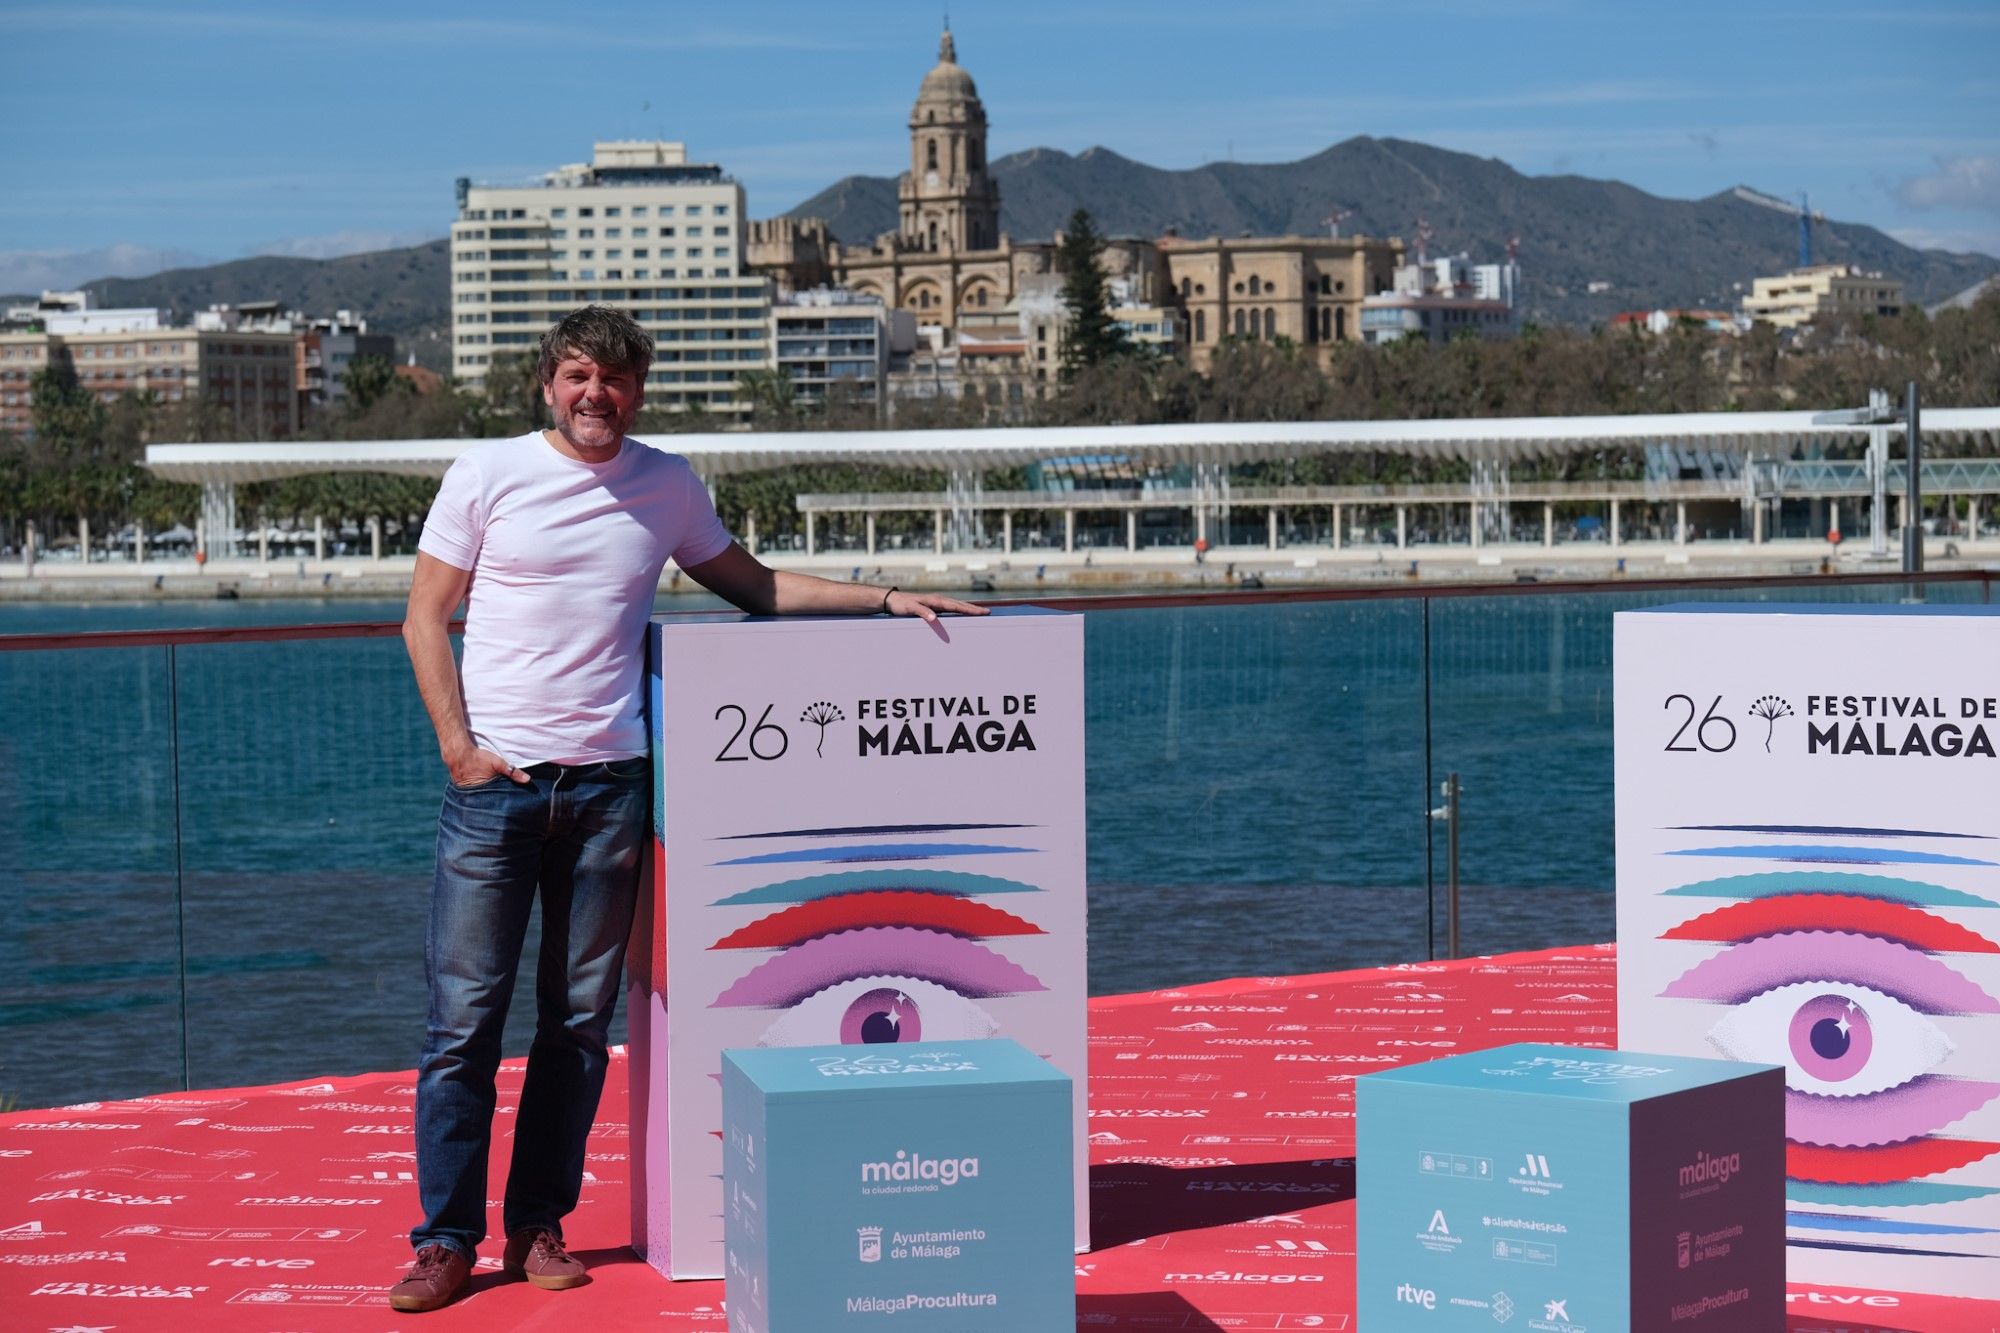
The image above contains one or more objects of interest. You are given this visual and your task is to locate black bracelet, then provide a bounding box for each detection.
[880,586,898,614]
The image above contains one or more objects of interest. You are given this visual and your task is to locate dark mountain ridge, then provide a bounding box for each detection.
[5,241,452,371]
[11,139,1990,348]
[787,136,1996,325]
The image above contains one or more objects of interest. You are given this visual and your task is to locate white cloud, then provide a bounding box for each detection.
[243,229,439,260]
[0,243,215,294]
[1896,155,2000,215]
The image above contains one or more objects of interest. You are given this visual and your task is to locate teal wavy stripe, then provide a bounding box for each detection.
[711,869,1044,906]
[1660,871,1994,909]
[1788,1211,2000,1236]
[1668,844,1994,866]
[1788,1180,2000,1207]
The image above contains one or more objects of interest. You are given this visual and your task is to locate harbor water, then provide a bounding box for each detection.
[1,581,1976,1107]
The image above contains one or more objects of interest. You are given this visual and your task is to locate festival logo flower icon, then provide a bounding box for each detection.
[800,700,846,757]
[1748,695,1794,752]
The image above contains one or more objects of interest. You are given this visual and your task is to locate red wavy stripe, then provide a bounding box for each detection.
[710,890,1044,950]
[1788,1137,2000,1184]
[1663,894,2000,953]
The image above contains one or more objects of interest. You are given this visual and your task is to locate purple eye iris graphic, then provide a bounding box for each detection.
[1653,849,2000,1257]
[1791,993,1870,1083]
[754,975,1003,1048]
[845,987,917,1043]
[1702,980,1956,1104]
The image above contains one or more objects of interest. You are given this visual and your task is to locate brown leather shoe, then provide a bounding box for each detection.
[503,1227,589,1290]
[387,1244,470,1312]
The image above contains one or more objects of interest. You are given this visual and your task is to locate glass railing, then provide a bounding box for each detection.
[0,570,1988,1108]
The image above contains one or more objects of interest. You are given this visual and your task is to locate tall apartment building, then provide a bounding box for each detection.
[451,140,771,418]
[1741,264,1905,329]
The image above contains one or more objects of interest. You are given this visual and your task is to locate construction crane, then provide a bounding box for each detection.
[1322,206,1354,239]
[1732,186,1827,268]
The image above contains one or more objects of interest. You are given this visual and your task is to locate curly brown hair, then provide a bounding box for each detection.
[535,305,655,385]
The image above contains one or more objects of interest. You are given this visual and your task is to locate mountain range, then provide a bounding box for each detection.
[788,136,1997,324]
[12,137,1993,364]
[16,241,455,371]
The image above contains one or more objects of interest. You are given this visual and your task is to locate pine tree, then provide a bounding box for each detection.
[1056,208,1126,381]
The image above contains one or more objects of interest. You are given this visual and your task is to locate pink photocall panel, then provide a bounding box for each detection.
[627,607,1088,1279]
[1616,604,2000,1301]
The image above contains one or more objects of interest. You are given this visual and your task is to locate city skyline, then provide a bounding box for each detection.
[2,0,1997,292]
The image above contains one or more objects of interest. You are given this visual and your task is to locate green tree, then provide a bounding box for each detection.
[341,354,406,412]
[28,366,107,466]
[736,369,806,431]
[481,352,545,431]
[0,446,23,548]
[1055,208,1126,381]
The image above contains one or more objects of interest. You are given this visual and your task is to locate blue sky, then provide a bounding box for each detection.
[2,0,1995,290]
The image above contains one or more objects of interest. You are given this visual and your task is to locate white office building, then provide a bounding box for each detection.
[1362,252,1520,346]
[770,289,909,415]
[451,140,770,418]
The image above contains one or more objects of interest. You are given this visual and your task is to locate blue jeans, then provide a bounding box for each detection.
[410,758,649,1259]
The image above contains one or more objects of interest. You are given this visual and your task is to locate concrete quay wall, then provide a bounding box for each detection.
[1,538,1992,603]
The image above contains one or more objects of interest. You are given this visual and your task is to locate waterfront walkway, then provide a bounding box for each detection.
[4,945,1990,1331]
[6,538,1997,604]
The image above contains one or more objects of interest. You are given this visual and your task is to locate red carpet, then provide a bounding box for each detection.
[4,945,1994,1331]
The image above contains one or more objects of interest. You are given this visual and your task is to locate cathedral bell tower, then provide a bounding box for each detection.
[898,28,1001,253]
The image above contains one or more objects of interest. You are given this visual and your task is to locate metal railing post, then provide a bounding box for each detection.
[1430,772,1462,960]
[1904,380,1924,576]
[167,643,191,1091]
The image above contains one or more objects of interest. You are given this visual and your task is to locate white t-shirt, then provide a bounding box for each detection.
[417,432,734,765]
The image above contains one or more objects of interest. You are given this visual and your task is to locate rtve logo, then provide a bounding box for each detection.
[1396,1282,1438,1309]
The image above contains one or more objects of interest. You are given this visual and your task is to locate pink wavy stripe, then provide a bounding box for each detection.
[1787,1078,2000,1148]
[712,926,1045,1007]
[1661,930,2000,1014]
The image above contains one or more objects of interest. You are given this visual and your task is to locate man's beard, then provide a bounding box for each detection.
[552,399,632,448]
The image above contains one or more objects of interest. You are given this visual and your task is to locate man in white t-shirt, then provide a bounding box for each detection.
[389,306,982,1312]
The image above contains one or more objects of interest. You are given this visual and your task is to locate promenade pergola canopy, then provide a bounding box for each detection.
[144,407,2000,485]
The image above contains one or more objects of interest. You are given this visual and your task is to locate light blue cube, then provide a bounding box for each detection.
[722,1038,1074,1332]
[1357,1043,1783,1332]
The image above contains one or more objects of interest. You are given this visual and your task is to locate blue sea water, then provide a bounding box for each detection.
[0,582,1976,1107]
